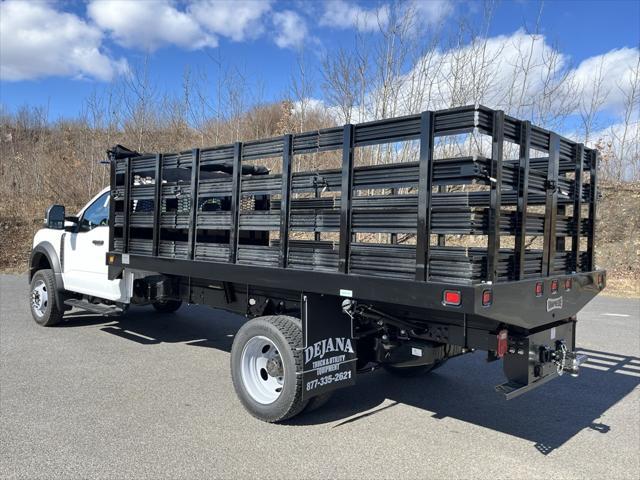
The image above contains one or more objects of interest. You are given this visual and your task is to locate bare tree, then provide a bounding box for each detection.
[121,54,156,151]
[321,47,360,124]
[290,51,314,132]
[579,56,610,144]
[609,56,640,181]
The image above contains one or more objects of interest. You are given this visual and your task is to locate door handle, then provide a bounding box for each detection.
[92,240,104,246]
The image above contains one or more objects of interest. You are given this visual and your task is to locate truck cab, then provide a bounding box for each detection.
[29,188,154,325]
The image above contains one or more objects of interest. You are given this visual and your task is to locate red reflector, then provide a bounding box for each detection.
[443,290,461,306]
[551,279,559,294]
[535,282,543,297]
[497,329,508,358]
[482,289,492,306]
[564,278,572,290]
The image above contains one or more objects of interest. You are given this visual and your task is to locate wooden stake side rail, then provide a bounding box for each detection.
[109,105,599,285]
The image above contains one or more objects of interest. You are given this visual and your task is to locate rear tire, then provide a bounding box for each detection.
[152,299,182,313]
[230,315,307,422]
[29,269,63,327]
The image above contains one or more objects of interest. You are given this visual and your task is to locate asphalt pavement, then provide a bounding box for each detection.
[1,274,639,479]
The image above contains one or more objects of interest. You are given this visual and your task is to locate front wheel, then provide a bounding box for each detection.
[29,269,63,326]
[230,315,306,422]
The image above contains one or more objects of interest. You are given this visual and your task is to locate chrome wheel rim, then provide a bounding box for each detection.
[240,336,284,404]
[31,280,48,318]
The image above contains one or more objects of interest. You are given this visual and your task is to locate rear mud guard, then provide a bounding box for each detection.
[300,293,357,401]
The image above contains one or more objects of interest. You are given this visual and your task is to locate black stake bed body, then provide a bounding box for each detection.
[107,104,604,331]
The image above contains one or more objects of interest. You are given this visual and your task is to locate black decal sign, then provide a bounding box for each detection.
[301,293,357,400]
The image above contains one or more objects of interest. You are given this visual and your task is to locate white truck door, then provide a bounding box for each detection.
[63,191,127,301]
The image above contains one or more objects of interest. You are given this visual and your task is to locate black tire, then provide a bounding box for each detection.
[230,315,307,422]
[383,359,447,377]
[29,269,63,327]
[274,315,333,414]
[152,299,182,313]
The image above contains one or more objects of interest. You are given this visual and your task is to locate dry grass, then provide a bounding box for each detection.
[603,275,640,298]
[0,217,41,275]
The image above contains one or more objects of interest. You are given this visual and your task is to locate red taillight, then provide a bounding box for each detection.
[482,289,492,307]
[564,278,572,291]
[551,279,559,294]
[443,290,462,306]
[496,329,508,358]
[535,282,543,297]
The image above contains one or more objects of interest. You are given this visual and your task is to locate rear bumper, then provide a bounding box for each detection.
[472,270,606,330]
[495,320,589,399]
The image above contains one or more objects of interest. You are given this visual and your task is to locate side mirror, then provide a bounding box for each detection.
[45,205,65,230]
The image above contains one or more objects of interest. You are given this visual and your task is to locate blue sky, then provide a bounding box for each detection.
[1,0,639,121]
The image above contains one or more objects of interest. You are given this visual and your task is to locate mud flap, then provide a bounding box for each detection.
[301,293,357,401]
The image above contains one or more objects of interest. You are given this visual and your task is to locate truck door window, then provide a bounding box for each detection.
[79,192,110,231]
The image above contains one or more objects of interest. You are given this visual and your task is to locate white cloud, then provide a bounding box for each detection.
[272,10,307,49]
[319,0,452,33]
[345,29,571,123]
[320,0,389,32]
[189,0,272,42]
[0,0,127,81]
[89,1,281,51]
[292,97,328,115]
[589,120,640,150]
[329,28,639,134]
[408,33,639,120]
[412,0,453,27]
[573,47,640,114]
[88,0,217,51]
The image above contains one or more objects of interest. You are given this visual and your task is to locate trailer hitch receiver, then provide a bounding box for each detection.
[495,322,586,400]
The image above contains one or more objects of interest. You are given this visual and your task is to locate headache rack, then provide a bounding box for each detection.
[108,105,599,290]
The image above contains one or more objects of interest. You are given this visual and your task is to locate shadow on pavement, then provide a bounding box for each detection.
[294,350,640,455]
[60,303,244,351]
[59,304,639,454]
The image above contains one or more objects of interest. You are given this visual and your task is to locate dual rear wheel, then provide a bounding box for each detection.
[230,315,332,423]
[230,315,307,422]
